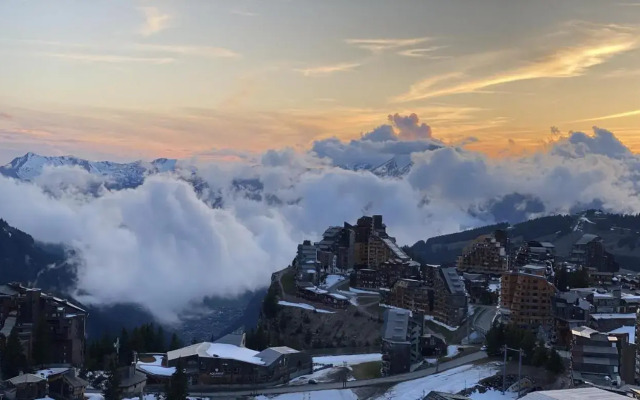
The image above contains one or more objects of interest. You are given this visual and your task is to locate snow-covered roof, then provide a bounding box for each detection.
[609,325,636,344]
[166,342,265,365]
[381,237,410,260]
[36,368,69,379]
[522,388,628,400]
[328,293,348,300]
[590,313,636,320]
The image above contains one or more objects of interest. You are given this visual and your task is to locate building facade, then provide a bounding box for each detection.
[500,266,557,332]
[457,230,508,275]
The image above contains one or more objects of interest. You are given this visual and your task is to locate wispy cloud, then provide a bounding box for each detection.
[345,37,431,53]
[138,7,171,36]
[294,62,360,77]
[132,44,240,59]
[602,68,640,78]
[43,52,174,64]
[571,109,640,122]
[392,23,639,102]
[231,9,258,17]
[398,46,449,58]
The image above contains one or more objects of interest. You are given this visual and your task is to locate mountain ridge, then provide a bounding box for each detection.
[409,210,640,271]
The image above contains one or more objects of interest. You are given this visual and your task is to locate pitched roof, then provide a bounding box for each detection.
[522,388,628,400]
[382,309,409,342]
[575,234,600,245]
[255,347,299,366]
[7,374,46,385]
[166,342,265,365]
[440,267,466,295]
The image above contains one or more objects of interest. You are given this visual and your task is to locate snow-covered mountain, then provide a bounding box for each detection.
[370,157,413,178]
[0,152,177,189]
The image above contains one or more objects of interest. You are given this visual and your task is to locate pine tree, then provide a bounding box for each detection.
[119,328,132,366]
[169,333,182,351]
[545,349,565,374]
[155,325,166,352]
[165,359,188,400]
[103,361,123,400]
[32,316,52,366]
[1,328,27,378]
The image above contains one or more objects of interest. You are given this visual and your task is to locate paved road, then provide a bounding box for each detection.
[182,351,488,398]
[472,305,498,335]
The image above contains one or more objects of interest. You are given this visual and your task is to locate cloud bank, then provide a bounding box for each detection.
[1,115,640,323]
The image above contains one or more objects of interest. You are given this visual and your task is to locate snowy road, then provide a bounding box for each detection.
[181,350,488,398]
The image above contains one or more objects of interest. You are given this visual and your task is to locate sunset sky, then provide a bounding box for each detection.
[1,0,639,163]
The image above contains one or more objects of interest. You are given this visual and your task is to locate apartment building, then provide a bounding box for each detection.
[457,230,508,274]
[433,267,468,328]
[387,279,431,314]
[570,234,618,273]
[0,283,87,366]
[514,241,555,267]
[500,265,557,332]
[381,309,422,376]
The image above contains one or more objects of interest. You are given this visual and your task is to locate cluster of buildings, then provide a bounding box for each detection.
[295,215,469,329]
[0,283,87,367]
[135,332,312,387]
[295,215,421,288]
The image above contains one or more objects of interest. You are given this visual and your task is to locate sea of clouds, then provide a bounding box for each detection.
[1,113,639,323]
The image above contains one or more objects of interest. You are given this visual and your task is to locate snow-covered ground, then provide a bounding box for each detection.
[374,363,501,400]
[278,301,335,314]
[349,287,379,295]
[488,282,501,293]
[424,315,459,331]
[313,353,382,366]
[322,274,346,288]
[256,390,358,400]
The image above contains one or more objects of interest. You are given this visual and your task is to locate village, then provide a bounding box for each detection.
[2,214,640,400]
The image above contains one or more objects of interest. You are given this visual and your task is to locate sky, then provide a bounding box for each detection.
[1,0,639,164]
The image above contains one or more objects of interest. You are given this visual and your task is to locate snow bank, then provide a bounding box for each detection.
[424,315,459,331]
[313,353,382,366]
[375,363,501,400]
[278,301,335,314]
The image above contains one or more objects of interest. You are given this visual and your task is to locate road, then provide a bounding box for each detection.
[181,351,488,398]
[471,305,498,335]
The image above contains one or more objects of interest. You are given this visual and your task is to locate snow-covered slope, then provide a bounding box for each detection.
[370,158,413,178]
[0,152,178,188]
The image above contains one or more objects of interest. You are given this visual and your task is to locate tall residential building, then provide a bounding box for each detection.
[387,266,467,328]
[570,234,618,273]
[500,265,557,332]
[457,230,508,274]
[514,241,555,267]
[433,268,468,328]
[0,283,87,367]
[381,309,421,376]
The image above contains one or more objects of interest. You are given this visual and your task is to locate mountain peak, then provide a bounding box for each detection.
[0,152,178,188]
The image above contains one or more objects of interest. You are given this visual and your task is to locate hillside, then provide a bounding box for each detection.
[410,211,640,270]
[0,219,257,341]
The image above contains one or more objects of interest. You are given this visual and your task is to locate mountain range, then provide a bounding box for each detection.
[0,152,411,186]
[0,152,178,189]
